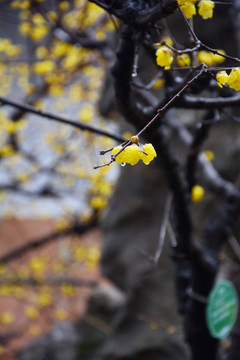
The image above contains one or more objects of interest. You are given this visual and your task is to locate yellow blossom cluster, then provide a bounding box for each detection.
[19,14,49,41]
[89,167,113,211]
[176,53,192,67]
[33,60,56,75]
[156,46,226,70]
[198,0,215,19]
[29,256,46,277]
[0,115,26,135]
[178,0,197,19]
[197,50,226,66]
[0,38,21,58]
[177,0,215,19]
[112,143,157,166]
[74,244,101,269]
[216,68,240,91]
[78,103,95,123]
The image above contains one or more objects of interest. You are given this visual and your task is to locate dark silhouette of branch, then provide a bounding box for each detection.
[0,96,124,142]
[0,219,98,264]
[0,277,97,288]
[0,183,59,198]
[89,0,177,26]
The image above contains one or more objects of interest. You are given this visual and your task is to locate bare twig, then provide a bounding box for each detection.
[0,277,97,287]
[0,96,124,143]
[154,193,173,264]
[0,219,97,264]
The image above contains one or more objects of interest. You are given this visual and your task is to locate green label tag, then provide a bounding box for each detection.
[206,280,238,339]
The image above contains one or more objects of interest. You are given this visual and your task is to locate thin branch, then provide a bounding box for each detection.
[177,3,199,43]
[154,193,172,265]
[0,277,97,287]
[0,219,98,264]
[0,96,124,143]
[136,67,206,138]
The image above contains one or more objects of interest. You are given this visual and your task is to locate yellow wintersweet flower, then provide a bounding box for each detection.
[19,21,31,36]
[16,173,29,183]
[35,46,48,59]
[226,68,240,91]
[48,84,64,97]
[55,309,68,320]
[59,1,70,11]
[61,284,75,297]
[153,78,165,89]
[211,50,226,64]
[216,71,228,88]
[124,144,142,165]
[11,0,30,9]
[112,143,157,166]
[0,312,14,325]
[33,60,55,75]
[74,245,87,261]
[31,25,49,41]
[180,1,196,18]
[191,185,205,202]
[0,285,13,296]
[87,248,100,262]
[89,196,107,210]
[198,0,215,19]
[161,37,174,47]
[47,11,58,21]
[32,13,45,24]
[13,286,25,299]
[197,51,213,66]
[53,41,70,57]
[156,46,173,70]
[78,104,94,123]
[205,150,215,161]
[25,306,39,319]
[140,144,157,165]
[29,257,46,275]
[176,53,191,67]
[111,145,127,164]
[0,145,15,157]
[38,288,52,307]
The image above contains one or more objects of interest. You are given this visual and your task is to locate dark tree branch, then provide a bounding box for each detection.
[0,96,124,142]
[0,277,97,288]
[0,183,59,198]
[0,219,98,264]
[89,0,177,26]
